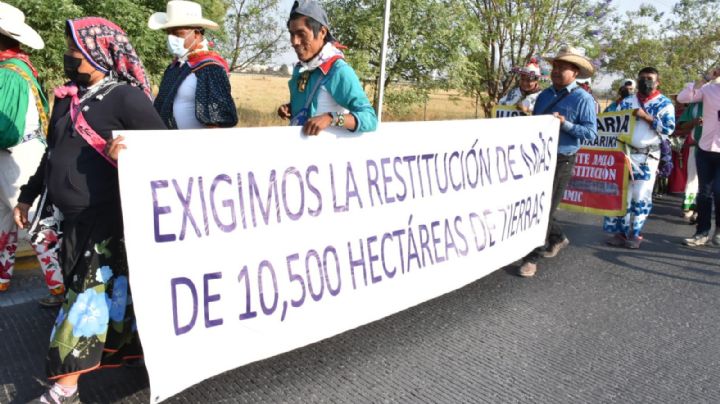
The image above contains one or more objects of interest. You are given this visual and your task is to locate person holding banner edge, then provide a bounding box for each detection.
[518,45,598,278]
[603,67,675,249]
[17,17,165,404]
[277,0,377,135]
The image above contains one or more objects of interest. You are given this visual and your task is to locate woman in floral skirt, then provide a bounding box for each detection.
[15,17,165,403]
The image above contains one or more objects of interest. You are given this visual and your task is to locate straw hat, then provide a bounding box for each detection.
[0,2,44,49]
[148,0,219,31]
[544,45,594,79]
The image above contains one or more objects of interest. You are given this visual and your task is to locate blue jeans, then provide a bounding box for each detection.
[694,148,720,235]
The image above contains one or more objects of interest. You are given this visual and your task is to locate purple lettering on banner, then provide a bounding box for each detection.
[453,216,469,256]
[469,212,487,251]
[478,148,492,186]
[415,155,425,198]
[495,146,509,183]
[171,277,198,336]
[345,162,363,210]
[305,249,324,301]
[402,155,418,198]
[442,219,458,260]
[421,154,435,196]
[151,180,176,243]
[197,176,211,236]
[448,151,463,191]
[330,163,346,213]
[306,165,322,217]
[380,157,396,204]
[380,232,396,279]
[484,209,497,247]
[406,218,420,272]
[430,220,445,263]
[173,178,202,240]
[347,239,366,289]
[418,223,434,267]
[507,145,524,180]
[322,246,342,296]
[282,167,305,221]
[366,235,382,284]
[286,253,306,308]
[248,170,280,226]
[366,159,382,207]
[203,272,223,328]
[210,174,237,233]
[434,154,449,194]
[258,260,279,315]
[391,229,406,274]
[393,157,407,202]
[236,173,248,230]
[238,265,258,320]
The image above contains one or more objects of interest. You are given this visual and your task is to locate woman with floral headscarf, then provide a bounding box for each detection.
[18,17,165,404]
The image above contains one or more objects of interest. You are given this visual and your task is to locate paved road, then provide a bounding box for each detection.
[1,195,719,404]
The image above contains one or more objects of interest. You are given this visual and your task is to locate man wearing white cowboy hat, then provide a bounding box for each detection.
[499,58,544,115]
[0,2,65,307]
[149,0,238,129]
[518,45,598,278]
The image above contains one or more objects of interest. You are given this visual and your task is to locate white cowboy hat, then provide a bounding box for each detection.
[0,2,44,49]
[148,0,219,31]
[544,45,594,79]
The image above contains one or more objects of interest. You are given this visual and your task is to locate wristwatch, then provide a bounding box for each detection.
[328,112,346,127]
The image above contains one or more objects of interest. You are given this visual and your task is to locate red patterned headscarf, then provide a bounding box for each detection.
[66,17,152,98]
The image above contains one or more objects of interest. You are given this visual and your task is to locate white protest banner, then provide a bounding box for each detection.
[116,116,559,403]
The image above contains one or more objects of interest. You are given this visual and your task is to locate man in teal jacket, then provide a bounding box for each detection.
[277,0,377,135]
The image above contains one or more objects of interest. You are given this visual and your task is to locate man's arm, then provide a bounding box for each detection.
[560,95,597,141]
[326,64,378,133]
[652,103,676,137]
[677,82,704,104]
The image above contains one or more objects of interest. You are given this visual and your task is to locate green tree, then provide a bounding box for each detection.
[323,0,468,115]
[604,0,720,95]
[5,0,228,88]
[222,0,287,72]
[457,0,613,117]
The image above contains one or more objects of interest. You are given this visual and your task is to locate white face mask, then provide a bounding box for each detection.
[167,34,191,59]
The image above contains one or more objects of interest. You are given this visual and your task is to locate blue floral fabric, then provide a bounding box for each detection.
[602,92,674,240]
[47,205,139,378]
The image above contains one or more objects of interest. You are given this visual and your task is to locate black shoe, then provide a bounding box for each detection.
[38,294,65,308]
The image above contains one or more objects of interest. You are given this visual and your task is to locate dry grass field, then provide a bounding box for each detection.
[230,73,481,127]
[230,74,616,127]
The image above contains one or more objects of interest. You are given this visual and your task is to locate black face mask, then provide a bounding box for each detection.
[620,87,631,99]
[637,78,655,96]
[63,55,92,86]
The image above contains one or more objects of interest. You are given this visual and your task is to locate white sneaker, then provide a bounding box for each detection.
[683,234,709,247]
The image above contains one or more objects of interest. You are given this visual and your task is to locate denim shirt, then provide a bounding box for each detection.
[533,82,598,155]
